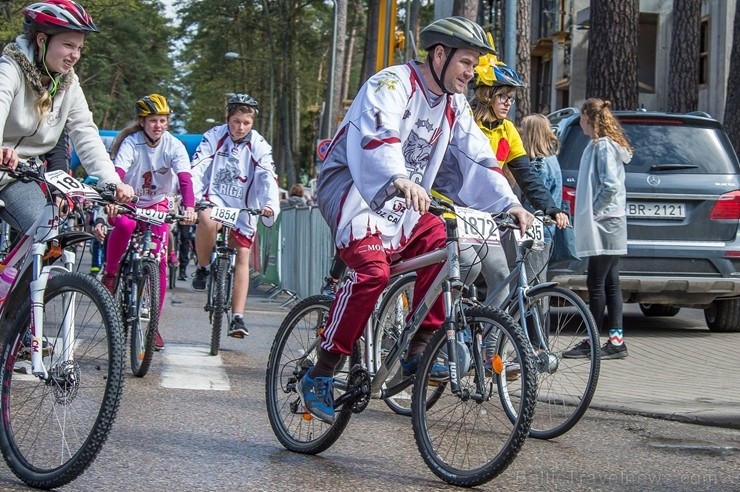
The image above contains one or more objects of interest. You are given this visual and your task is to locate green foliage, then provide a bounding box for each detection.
[1,0,177,130]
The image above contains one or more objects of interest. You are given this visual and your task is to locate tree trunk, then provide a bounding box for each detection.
[515,0,531,121]
[100,66,122,129]
[725,4,740,153]
[343,0,361,101]
[328,0,348,138]
[453,0,478,19]
[586,0,639,110]
[668,0,701,113]
[361,0,380,85]
[409,0,420,59]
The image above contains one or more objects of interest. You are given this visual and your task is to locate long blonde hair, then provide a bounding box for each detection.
[520,113,559,159]
[109,120,144,159]
[580,98,632,153]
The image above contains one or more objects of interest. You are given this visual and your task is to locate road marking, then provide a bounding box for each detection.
[160,344,230,391]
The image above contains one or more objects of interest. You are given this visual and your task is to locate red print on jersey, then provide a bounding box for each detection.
[142,171,154,191]
[496,138,510,162]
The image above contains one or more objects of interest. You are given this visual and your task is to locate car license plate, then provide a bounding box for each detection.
[627,202,686,218]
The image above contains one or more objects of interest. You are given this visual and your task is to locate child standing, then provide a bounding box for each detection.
[566,98,632,360]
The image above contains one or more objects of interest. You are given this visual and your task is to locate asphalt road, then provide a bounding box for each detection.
[0,281,737,491]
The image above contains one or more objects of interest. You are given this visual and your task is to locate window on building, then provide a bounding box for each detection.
[638,13,657,94]
[532,57,552,114]
[699,17,709,85]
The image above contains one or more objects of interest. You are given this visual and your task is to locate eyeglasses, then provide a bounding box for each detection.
[497,94,516,105]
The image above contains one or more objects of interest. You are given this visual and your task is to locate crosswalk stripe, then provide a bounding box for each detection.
[160,344,230,391]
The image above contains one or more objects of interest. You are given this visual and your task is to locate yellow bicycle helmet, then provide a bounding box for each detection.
[135,94,172,117]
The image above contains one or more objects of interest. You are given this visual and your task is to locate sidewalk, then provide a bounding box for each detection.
[587,308,740,429]
[247,285,740,430]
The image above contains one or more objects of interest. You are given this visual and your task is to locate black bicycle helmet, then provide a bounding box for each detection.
[227,93,259,113]
[420,16,495,55]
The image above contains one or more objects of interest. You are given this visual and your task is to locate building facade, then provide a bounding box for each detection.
[531,0,736,121]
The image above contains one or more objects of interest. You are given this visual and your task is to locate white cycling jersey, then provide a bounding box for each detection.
[113,131,190,208]
[190,124,280,239]
[316,61,520,250]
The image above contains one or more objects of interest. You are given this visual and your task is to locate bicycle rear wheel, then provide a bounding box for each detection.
[210,257,230,356]
[0,272,124,489]
[265,295,356,454]
[130,259,161,377]
[503,285,600,439]
[412,306,535,487]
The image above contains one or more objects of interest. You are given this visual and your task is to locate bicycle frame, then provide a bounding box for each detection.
[0,200,88,379]
[484,233,558,361]
[334,207,486,407]
[205,224,236,316]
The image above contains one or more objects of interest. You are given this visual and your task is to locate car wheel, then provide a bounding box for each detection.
[704,299,740,333]
[638,303,680,317]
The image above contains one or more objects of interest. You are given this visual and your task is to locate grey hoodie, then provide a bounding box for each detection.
[574,136,632,257]
[0,36,120,188]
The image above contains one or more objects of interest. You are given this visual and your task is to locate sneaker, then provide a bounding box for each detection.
[154,331,165,351]
[228,317,249,338]
[296,367,335,424]
[101,273,116,294]
[90,265,101,275]
[178,265,188,281]
[321,276,339,297]
[400,354,449,380]
[600,341,628,360]
[562,338,592,359]
[192,267,208,291]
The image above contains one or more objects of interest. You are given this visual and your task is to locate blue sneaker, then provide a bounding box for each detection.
[320,276,339,298]
[400,354,449,380]
[296,368,335,423]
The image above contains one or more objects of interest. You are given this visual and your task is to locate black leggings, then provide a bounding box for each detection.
[328,251,348,280]
[586,255,623,334]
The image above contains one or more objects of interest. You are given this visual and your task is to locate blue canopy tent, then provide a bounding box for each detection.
[70,131,203,169]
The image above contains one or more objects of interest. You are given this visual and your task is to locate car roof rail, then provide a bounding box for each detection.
[547,107,579,122]
[547,107,579,137]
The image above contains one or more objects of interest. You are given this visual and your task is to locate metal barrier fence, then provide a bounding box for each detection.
[262,205,334,301]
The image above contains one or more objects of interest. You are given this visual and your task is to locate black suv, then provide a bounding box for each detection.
[547,108,740,332]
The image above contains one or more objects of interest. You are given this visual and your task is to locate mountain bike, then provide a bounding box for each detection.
[376,213,601,438]
[98,201,186,377]
[0,163,124,489]
[485,214,600,439]
[197,201,263,356]
[266,196,537,487]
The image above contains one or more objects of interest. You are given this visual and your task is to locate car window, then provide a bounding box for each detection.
[558,118,740,174]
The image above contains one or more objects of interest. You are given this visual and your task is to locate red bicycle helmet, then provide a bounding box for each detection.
[23,0,99,34]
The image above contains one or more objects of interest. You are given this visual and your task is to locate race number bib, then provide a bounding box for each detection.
[513,220,545,251]
[455,207,500,245]
[45,170,100,199]
[209,206,239,228]
[135,208,167,225]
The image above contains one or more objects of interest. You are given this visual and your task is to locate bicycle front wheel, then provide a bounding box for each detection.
[0,272,125,490]
[210,257,230,356]
[265,295,356,454]
[505,285,600,439]
[412,306,535,487]
[130,259,161,377]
